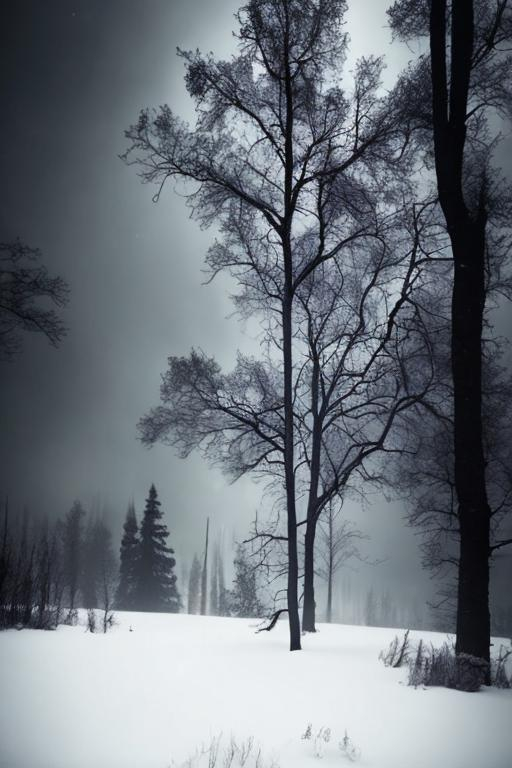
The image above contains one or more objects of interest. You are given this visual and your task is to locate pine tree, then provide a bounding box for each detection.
[230,544,265,619]
[187,554,201,614]
[115,502,139,610]
[132,485,180,613]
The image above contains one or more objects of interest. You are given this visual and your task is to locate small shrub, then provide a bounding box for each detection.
[86,609,97,633]
[301,724,360,762]
[102,610,115,633]
[63,608,78,626]
[455,653,489,692]
[339,731,361,763]
[406,641,489,691]
[408,639,426,688]
[426,642,457,688]
[492,645,512,689]
[313,726,331,758]
[173,735,279,768]
[379,630,410,668]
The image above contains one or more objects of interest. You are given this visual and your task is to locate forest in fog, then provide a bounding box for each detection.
[2,0,512,701]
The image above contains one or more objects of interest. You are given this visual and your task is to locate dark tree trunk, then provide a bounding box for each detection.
[326,511,334,623]
[452,230,490,670]
[302,518,318,632]
[302,356,322,633]
[282,9,301,651]
[430,0,491,676]
[282,291,301,651]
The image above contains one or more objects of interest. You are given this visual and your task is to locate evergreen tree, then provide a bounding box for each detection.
[132,485,180,613]
[115,502,139,609]
[230,544,264,619]
[187,554,201,614]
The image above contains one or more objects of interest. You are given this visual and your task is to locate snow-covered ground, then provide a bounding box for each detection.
[0,612,511,768]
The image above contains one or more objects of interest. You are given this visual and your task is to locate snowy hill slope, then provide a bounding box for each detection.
[0,612,511,768]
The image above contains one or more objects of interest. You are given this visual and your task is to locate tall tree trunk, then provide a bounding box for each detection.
[326,510,334,623]
[302,519,318,632]
[430,0,491,676]
[452,229,490,670]
[282,7,301,651]
[282,292,301,651]
[200,518,209,616]
[302,356,322,632]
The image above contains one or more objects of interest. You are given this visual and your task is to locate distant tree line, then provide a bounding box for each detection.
[186,519,266,620]
[0,484,181,630]
[0,483,272,632]
[0,498,116,631]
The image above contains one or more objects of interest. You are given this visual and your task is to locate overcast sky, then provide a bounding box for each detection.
[1,0,510,611]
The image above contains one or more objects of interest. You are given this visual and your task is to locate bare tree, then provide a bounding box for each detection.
[388,0,512,677]
[394,344,512,630]
[0,240,68,361]
[293,199,443,631]
[315,501,367,623]
[127,0,419,650]
[62,500,85,614]
[98,523,117,633]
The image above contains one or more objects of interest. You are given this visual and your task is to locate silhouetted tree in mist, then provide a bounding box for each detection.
[129,0,426,650]
[0,240,68,360]
[200,518,209,616]
[132,485,180,613]
[188,553,202,614]
[315,501,367,623]
[62,501,85,615]
[388,0,512,679]
[230,544,266,618]
[116,502,139,610]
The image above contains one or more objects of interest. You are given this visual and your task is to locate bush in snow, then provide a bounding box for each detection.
[86,608,96,633]
[455,653,489,692]
[379,630,410,668]
[173,735,279,768]
[406,640,489,691]
[339,731,361,763]
[301,724,360,762]
[408,638,426,688]
[63,608,78,626]
[313,726,331,758]
[491,645,511,689]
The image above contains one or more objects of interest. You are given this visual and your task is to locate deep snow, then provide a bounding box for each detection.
[0,612,511,768]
